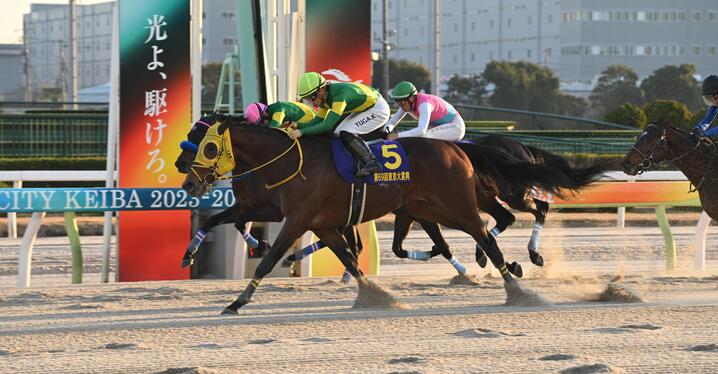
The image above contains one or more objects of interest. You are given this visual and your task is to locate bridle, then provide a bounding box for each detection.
[631,124,715,191]
[190,126,306,192]
[630,124,667,174]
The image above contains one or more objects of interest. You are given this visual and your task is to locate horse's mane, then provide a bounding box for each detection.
[652,120,687,136]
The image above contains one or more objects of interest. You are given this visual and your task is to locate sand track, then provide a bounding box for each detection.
[1,274,718,373]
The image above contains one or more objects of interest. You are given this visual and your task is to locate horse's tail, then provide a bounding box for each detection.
[526,145,611,190]
[456,142,588,199]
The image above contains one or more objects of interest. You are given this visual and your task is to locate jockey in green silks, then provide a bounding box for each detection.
[290,72,389,178]
[243,101,317,129]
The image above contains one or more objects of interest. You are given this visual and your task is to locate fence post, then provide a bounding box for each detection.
[655,205,676,272]
[18,212,46,288]
[616,207,625,228]
[694,211,711,271]
[7,180,22,238]
[64,212,83,284]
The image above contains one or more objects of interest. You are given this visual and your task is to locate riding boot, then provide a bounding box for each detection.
[339,131,382,177]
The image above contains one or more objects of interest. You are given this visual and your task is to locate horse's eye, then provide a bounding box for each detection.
[203,142,218,159]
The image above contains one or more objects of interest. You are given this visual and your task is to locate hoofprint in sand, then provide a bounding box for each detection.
[1,274,718,373]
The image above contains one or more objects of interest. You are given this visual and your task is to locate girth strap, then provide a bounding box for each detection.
[346,182,367,227]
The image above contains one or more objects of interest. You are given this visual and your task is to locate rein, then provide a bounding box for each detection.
[633,124,715,192]
[218,136,307,189]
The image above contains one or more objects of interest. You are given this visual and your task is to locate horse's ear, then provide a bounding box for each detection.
[217,116,231,134]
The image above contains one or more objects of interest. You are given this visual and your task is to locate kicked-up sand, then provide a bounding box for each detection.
[1,272,718,373]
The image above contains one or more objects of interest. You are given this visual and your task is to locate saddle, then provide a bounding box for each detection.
[331,139,411,185]
[331,138,411,226]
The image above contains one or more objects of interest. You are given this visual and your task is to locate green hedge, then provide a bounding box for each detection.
[0,157,106,170]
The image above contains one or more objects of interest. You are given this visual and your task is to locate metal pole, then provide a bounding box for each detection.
[498,0,503,60]
[191,0,202,118]
[101,3,120,283]
[537,0,542,65]
[432,0,440,95]
[69,0,78,107]
[22,17,32,101]
[382,0,390,96]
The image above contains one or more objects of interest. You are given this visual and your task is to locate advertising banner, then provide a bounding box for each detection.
[305,0,378,276]
[119,0,191,281]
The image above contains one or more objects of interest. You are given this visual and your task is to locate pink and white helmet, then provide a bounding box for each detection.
[243,102,268,125]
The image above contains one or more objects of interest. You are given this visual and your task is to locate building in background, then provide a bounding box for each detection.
[202,0,238,63]
[372,0,718,85]
[0,44,24,100]
[23,2,113,96]
[22,0,238,100]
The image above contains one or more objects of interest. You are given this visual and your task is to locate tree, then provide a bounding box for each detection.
[482,60,585,115]
[640,64,701,112]
[445,74,487,105]
[589,65,643,116]
[372,58,431,95]
[643,100,693,130]
[691,108,707,128]
[605,103,648,128]
[558,94,588,117]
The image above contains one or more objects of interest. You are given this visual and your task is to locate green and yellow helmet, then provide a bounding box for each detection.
[389,81,418,100]
[297,72,327,99]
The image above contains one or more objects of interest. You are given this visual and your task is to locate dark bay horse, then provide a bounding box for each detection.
[182,119,584,314]
[175,113,470,279]
[623,122,718,220]
[469,135,610,266]
[174,113,362,280]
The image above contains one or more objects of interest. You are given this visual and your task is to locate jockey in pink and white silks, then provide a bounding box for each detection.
[385,81,466,142]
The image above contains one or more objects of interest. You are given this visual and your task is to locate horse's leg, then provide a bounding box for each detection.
[468,217,518,283]
[391,208,432,261]
[480,198,522,276]
[417,220,468,275]
[222,221,305,315]
[505,194,547,267]
[233,204,283,257]
[182,206,240,267]
[339,226,359,283]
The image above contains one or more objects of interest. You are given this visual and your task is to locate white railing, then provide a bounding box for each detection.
[0,171,116,239]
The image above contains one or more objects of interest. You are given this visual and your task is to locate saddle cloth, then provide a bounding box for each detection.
[331,139,411,184]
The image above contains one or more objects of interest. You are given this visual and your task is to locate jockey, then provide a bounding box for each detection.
[384,81,466,142]
[691,74,718,139]
[292,72,389,177]
[243,101,317,129]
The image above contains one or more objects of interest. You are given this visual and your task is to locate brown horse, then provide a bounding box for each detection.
[182,118,582,314]
[174,112,362,281]
[623,122,718,219]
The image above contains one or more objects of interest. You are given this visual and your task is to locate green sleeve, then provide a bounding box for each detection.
[298,116,322,129]
[300,111,342,135]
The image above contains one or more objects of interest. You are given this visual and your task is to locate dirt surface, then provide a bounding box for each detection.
[0,209,707,237]
[1,273,718,373]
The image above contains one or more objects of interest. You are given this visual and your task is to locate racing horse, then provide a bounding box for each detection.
[175,113,479,280]
[182,118,584,314]
[174,112,363,281]
[623,121,718,220]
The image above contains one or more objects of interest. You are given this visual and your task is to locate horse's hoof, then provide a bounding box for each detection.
[507,261,523,278]
[476,254,488,268]
[529,252,544,267]
[430,245,442,258]
[220,308,238,315]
